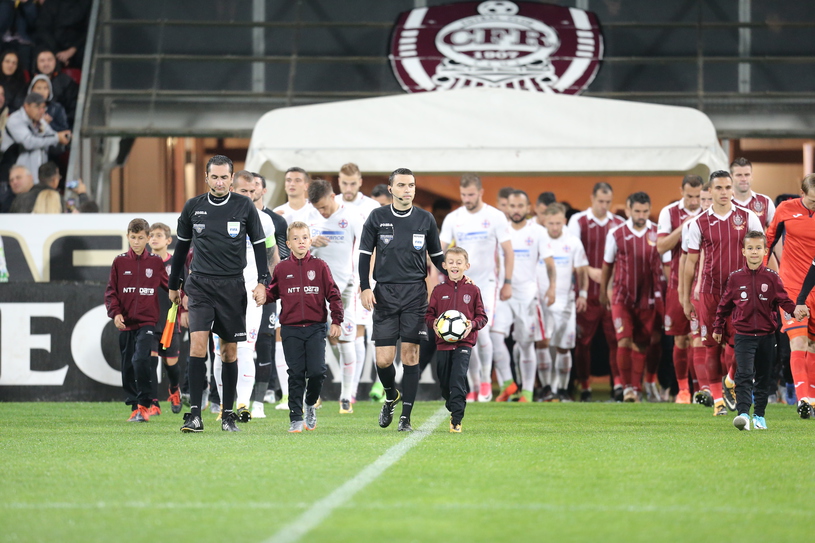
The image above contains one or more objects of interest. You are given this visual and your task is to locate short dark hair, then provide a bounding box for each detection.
[497,186,514,200]
[285,166,310,182]
[432,198,452,213]
[38,161,59,184]
[127,218,150,234]
[743,230,766,246]
[206,155,233,175]
[537,191,556,206]
[371,184,390,199]
[460,173,482,190]
[307,177,334,204]
[251,172,266,189]
[508,189,529,203]
[388,167,414,186]
[24,92,45,106]
[78,200,99,213]
[709,170,732,182]
[233,170,254,186]
[730,157,752,172]
[593,182,613,195]
[150,222,171,237]
[682,175,703,188]
[627,191,651,206]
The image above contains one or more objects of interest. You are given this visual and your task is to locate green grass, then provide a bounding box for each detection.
[1,401,812,543]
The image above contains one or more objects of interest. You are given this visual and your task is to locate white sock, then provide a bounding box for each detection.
[491,331,512,385]
[339,341,356,401]
[213,350,223,409]
[352,336,366,396]
[518,342,536,392]
[236,343,256,408]
[537,348,552,388]
[555,351,572,391]
[275,340,288,396]
[477,325,494,384]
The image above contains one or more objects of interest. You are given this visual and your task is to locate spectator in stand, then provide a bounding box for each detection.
[9,160,57,212]
[28,74,68,132]
[31,185,60,213]
[33,49,78,125]
[2,163,32,212]
[35,0,90,69]
[1,92,70,177]
[0,50,27,112]
[0,0,38,44]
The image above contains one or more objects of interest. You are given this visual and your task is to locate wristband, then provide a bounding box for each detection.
[579,290,588,298]
[504,279,512,285]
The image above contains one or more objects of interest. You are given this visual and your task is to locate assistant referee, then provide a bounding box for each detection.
[359,168,446,432]
[168,155,269,433]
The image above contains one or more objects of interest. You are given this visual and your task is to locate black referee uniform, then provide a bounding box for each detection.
[359,203,445,426]
[169,190,267,431]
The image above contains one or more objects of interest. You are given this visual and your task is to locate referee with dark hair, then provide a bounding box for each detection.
[359,168,446,431]
[168,155,269,433]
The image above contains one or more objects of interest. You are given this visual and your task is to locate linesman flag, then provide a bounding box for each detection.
[160,303,179,349]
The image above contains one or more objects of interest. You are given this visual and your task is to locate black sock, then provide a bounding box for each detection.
[188,356,207,417]
[254,363,272,403]
[401,364,419,419]
[222,360,238,412]
[377,363,397,401]
[164,361,180,390]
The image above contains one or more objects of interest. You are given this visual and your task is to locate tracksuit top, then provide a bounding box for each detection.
[104,248,169,331]
[713,265,795,337]
[425,278,488,350]
[266,251,343,327]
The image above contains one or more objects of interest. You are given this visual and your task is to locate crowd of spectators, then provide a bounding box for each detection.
[0,0,91,214]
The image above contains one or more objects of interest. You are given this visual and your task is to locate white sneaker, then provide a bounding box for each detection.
[275,394,289,411]
[251,401,266,419]
[733,413,751,431]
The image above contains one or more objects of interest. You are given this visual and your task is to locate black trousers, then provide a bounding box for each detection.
[734,333,775,417]
[281,323,327,422]
[120,326,155,409]
[437,345,472,425]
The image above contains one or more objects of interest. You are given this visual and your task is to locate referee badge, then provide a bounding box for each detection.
[413,234,425,250]
[193,224,205,234]
[227,221,240,238]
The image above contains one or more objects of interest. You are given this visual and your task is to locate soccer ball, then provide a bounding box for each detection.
[435,310,469,343]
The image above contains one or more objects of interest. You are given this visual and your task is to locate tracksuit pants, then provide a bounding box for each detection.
[734,333,775,417]
[120,326,155,409]
[437,345,472,425]
[281,323,327,422]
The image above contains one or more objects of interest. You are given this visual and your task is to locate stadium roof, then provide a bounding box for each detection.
[246,87,728,192]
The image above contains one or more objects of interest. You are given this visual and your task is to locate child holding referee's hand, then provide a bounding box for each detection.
[712,231,800,431]
[426,247,487,433]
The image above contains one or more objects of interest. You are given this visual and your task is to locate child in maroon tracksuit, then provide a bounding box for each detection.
[265,221,343,433]
[713,231,798,431]
[426,247,488,433]
[104,218,169,422]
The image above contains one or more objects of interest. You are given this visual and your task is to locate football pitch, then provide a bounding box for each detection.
[2,400,812,543]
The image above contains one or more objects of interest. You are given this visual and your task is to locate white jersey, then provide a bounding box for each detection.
[546,232,588,305]
[309,204,363,289]
[439,203,510,289]
[243,210,275,286]
[336,192,379,222]
[273,200,317,225]
[508,221,552,301]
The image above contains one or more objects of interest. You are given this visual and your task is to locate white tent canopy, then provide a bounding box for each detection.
[246,87,727,201]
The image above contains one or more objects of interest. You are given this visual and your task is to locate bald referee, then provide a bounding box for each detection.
[359,168,446,432]
[168,155,269,433]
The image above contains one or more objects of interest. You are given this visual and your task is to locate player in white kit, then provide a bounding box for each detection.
[539,203,589,401]
[309,178,364,413]
[492,190,555,403]
[439,173,515,402]
[212,171,275,422]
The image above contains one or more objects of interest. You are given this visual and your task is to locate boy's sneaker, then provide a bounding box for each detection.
[695,389,714,407]
[339,399,353,414]
[168,389,182,414]
[752,415,767,430]
[733,413,751,431]
[180,413,203,433]
[275,394,289,411]
[722,377,737,411]
[221,411,240,432]
[379,390,401,428]
[713,400,728,416]
[397,416,413,432]
[450,421,462,433]
[251,401,266,419]
[236,404,252,423]
[478,382,493,402]
[288,420,304,433]
[797,400,812,419]
[496,381,518,402]
[304,404,317,431]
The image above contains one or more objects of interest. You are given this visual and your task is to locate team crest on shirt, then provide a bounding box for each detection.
[664,315,672,329]
[525,237,534,246]
[761,283,768,293]
[752,200,764,214]
[227,221,240,238]
[690,319,698,332]
[193,224,205,234]
[344,322,354,334]
[614,317,623,332]
[700,325,707,339]
[731,214,745,230]
[145,268,153,278]
[647,231,657,246]
[339,219,348,228]
[740,291,748,299]
[413,234,425,249]
[463,294,472,303]
[482,219,491,228]
[307,270,316,281]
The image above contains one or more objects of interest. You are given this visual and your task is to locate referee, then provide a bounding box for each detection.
[359,168,446,431]
[168,155,269,433]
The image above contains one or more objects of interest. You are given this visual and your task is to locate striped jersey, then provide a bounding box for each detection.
[568,208,624,300]
[657,200,701,289]
[732,191,775,228]
[603,219,661,308]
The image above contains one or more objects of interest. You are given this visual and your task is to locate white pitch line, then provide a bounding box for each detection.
[263,406,448,543]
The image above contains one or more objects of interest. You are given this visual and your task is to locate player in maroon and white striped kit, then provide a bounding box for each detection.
[568,182,625,401]
[682,171,764,416]
[656,175,703,404]
[599,192,663,402]
[730,157,775,228]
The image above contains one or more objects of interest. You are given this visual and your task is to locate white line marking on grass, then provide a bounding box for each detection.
[263,406,448,543]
